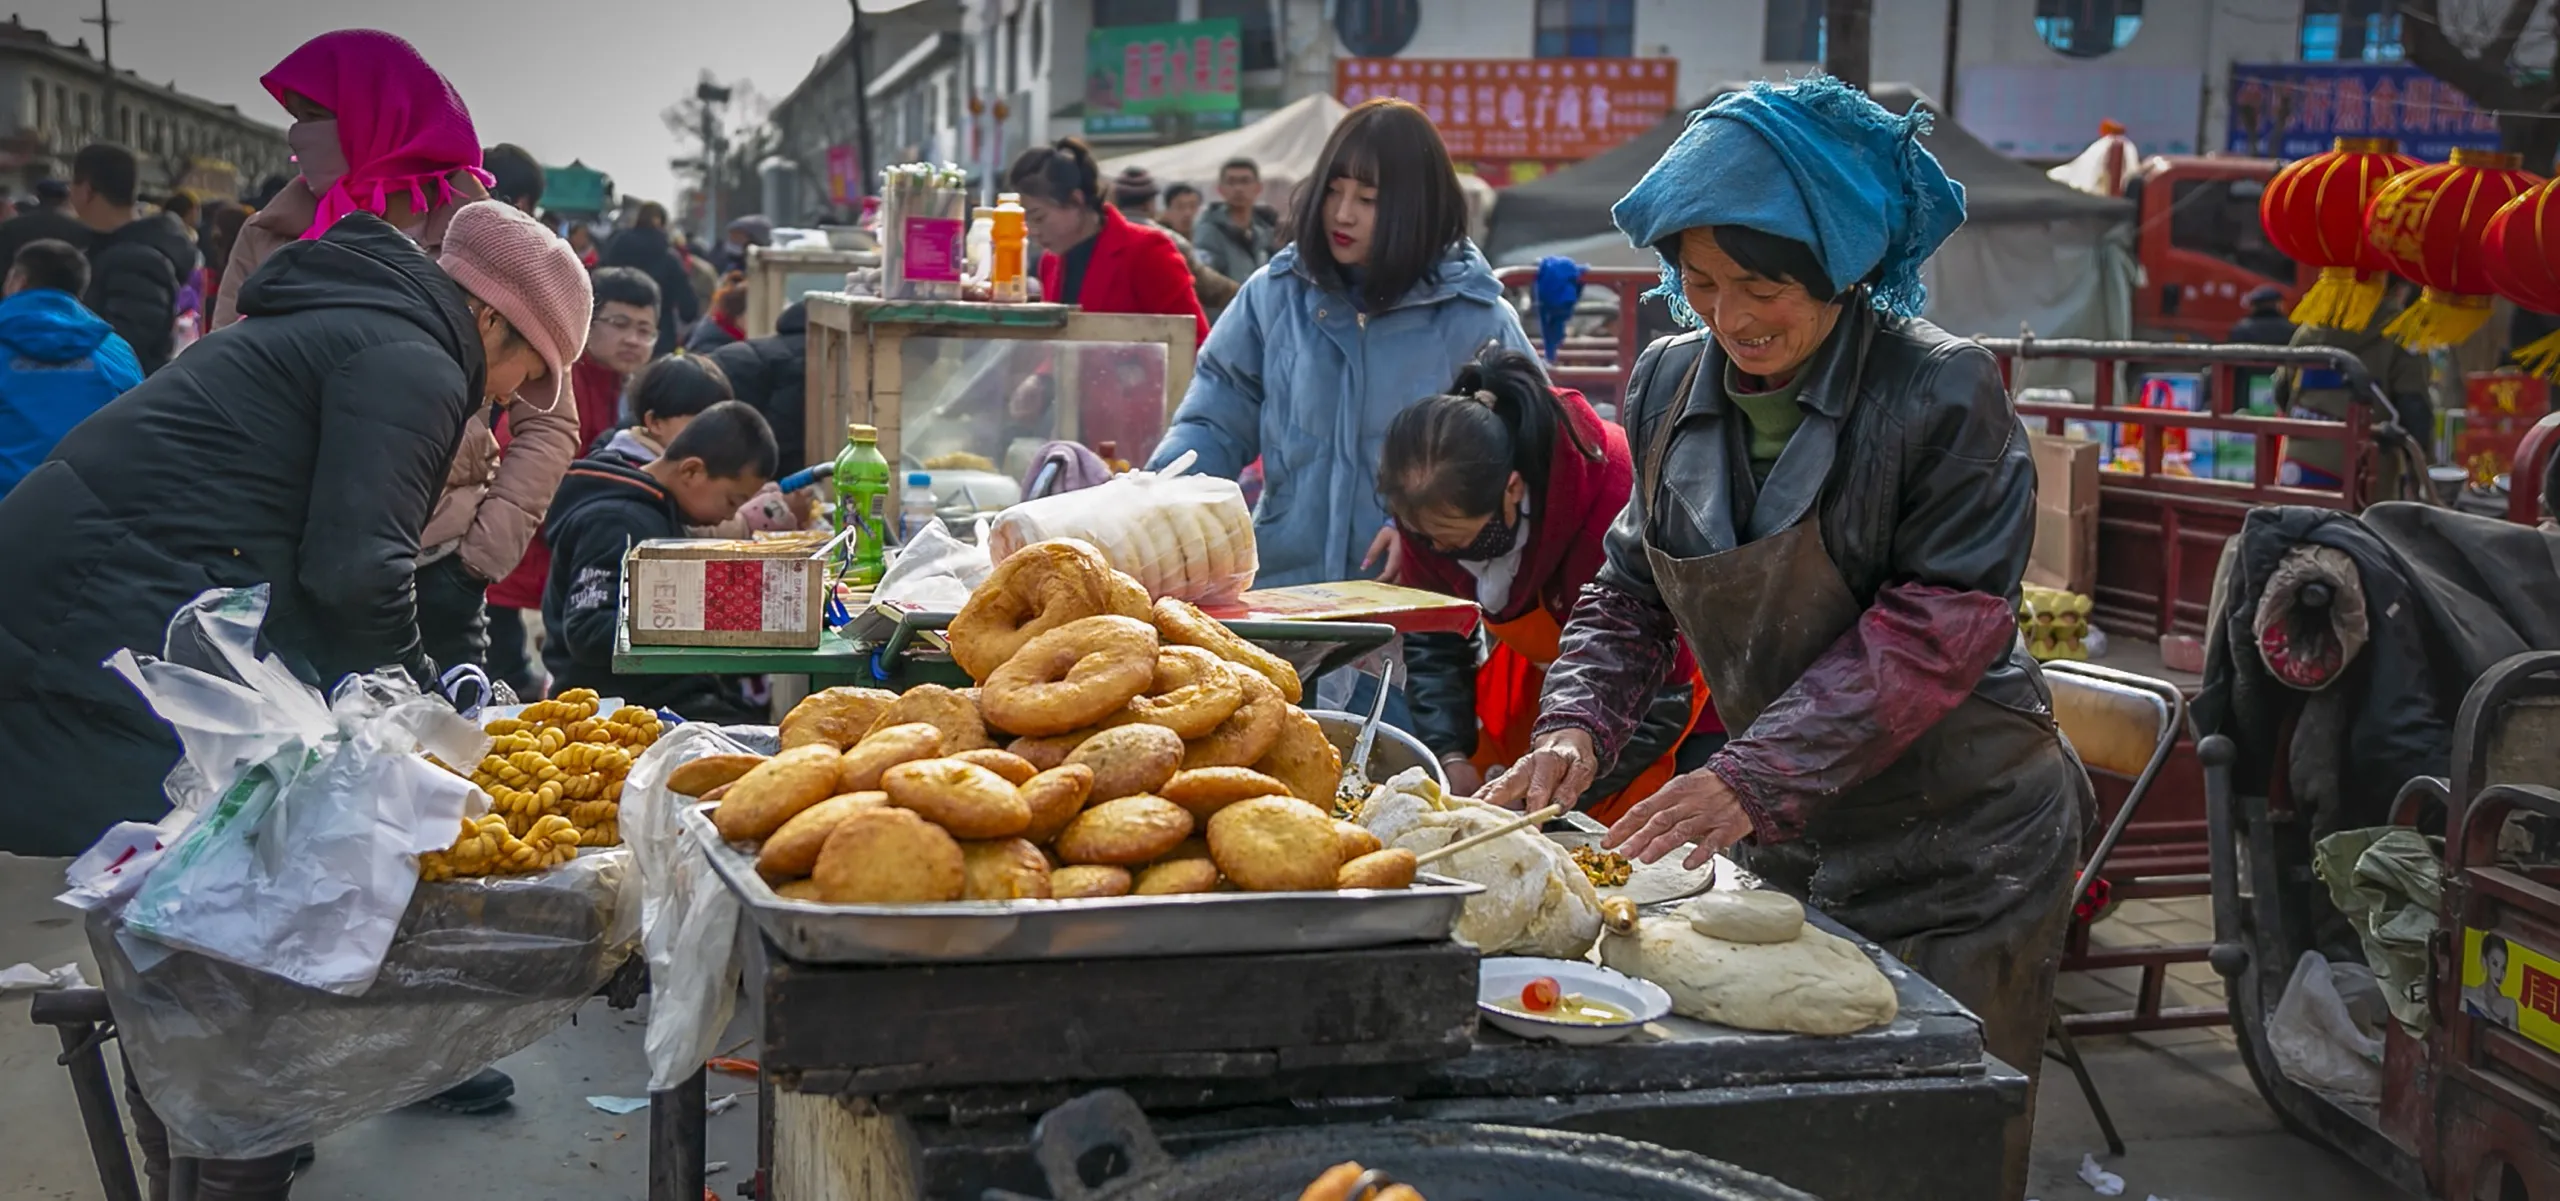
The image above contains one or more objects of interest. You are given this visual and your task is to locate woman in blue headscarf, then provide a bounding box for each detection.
[1484,78,2091,1194]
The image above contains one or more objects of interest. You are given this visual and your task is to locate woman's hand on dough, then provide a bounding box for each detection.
[1440,754,1484,796]
[1478,728,1595,813]
[1602,767,1753,870]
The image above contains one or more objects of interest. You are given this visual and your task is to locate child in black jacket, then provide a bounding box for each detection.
[542,400,777,719]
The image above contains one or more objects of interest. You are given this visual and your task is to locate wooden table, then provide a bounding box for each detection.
[650,917,2022,1201]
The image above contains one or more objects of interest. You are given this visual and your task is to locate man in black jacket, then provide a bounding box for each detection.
[70,144,194,374]
[543,400,776,720]
[0,174,88,267]
[710,298,810,469]
[0,210,560,858]
[601,201,699,356]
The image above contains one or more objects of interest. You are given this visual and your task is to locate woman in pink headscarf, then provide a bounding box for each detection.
[209,29,495,329]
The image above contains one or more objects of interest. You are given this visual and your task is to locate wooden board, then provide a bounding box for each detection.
[759,940,1480,1094]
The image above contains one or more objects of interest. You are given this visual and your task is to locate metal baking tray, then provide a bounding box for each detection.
[681,802,1483,964]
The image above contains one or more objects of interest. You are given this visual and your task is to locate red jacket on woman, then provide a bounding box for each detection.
[1032,204,1208,461]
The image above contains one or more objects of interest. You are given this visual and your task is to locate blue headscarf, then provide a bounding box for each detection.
[1612,76,1966,324]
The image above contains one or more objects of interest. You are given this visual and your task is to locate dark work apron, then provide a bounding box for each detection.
[1638,353,2087,1196]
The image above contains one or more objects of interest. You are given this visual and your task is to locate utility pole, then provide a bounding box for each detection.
[696,78,732,249]
[849,0,876,199]
[1823,0,1871,93]
[82,0,116,143]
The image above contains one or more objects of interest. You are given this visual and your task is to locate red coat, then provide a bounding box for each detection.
[1398,387,1638,631]
[487,355,627,610]
[1032,205,1210,462]
[1036,204,1210,346]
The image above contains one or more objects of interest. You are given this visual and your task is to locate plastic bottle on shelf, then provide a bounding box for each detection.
[834,424,891,587]
[964,206,995,286]
[901,472,938,542]
[991,193,1028,304]
[1095,440,1129,473]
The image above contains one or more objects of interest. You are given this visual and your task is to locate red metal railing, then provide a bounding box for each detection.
[2511,411,2560,524]
[1493,265,1664,414]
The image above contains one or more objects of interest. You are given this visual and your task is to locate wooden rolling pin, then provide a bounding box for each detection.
[1413,804,1564,868]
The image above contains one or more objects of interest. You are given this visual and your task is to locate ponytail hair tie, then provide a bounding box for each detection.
[1472,389,1498,407]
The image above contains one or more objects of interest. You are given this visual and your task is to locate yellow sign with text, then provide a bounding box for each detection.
[2461,928,2560,1054]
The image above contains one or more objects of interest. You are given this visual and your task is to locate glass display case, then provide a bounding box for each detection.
[745,245,882,337]
[802,295,1197,522]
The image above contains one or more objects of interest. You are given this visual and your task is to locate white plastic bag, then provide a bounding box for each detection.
[628,722,753,1091]
[875,516,994,611]
[100,585,490,996]
[2270,950,2385,1105]
[986,450,1257,603]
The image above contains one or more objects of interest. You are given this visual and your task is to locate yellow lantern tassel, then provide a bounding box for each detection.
[2516,329,2560,381]
[2290,266,2390,331]
[2382,288,2494,351]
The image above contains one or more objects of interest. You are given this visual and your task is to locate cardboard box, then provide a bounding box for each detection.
[2026,431,2101,596]
[624,532,840,649]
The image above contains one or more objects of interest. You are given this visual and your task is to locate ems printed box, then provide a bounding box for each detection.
[624,532,837,649]
[2025,431,2100,596]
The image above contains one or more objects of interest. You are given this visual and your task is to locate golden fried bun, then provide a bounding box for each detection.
[779,687,897,751]
[812,807,965,903]
[1050,864,1134,899]
[773,878,827,901]
[960,837,1054,900]
[1018,763,1097,844]
[1053,794,1195,865]
[755,792,888,881]
[1253,707,1343,806]
[1332,819,1383,862]
[862,684,995,753]
[1064,723,1184,802]
[837,723,944,793]
[1206,796,1345,892]
[712,745,846,842]
[671,753,768,798]
[950,747,1040,786]
[1336,847,1419,891]
[1159,767,1293,820]
[881,758,1031,840]
[1134,857,1223,895]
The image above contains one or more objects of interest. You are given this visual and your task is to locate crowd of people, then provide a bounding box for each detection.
[0,22,2093,1192]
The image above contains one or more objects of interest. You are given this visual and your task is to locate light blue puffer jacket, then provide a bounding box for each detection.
[1147,239,1531,587]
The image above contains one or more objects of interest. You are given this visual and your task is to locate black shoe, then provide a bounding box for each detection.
[288,1143,316,1176]
[421,1068,515,1114]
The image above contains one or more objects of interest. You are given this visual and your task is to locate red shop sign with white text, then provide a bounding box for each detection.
[1334,57,1678,161]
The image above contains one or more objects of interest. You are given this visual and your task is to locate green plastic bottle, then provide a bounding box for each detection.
[834,423,891,586]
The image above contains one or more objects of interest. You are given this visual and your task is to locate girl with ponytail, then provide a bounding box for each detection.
[1380,348,1714,819]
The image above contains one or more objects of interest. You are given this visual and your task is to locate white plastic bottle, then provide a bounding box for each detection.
[964,205,995,286]
[901,472,938,542]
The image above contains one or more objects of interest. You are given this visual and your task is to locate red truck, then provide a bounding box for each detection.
[2124,154,2312,342]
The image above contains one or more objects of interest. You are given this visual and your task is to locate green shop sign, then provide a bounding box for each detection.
[1084,18,1243,136]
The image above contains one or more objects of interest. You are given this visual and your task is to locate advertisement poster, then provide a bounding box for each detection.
[1333,56,1676,164]
[825,144,858,207]
[1084,18,1242,137]
[2462,926,2560,1053]
[2227,63,2501,160]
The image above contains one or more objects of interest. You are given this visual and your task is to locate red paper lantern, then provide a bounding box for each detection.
[2259,137,2421,330]
[2365,148,2543,350]
[2485,179,2560,376]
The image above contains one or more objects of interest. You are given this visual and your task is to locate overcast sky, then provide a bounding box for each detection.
[10,0,859,204]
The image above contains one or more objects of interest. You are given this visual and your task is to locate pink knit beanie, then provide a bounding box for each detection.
[437,200,591,412]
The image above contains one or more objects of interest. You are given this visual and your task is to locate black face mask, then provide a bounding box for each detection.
[1442,511,1520,562]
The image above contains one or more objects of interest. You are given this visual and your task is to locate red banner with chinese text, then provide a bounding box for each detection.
[1333,57,1678,164]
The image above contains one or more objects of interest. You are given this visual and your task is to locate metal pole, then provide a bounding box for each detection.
[83,0,116,145]
[1823,0,1872,92]
[1940,0,1962,115]
[850,0,877,196]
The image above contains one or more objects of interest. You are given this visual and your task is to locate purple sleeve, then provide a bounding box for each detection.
[1707,583,2018,843]
[1532,581,1683,770]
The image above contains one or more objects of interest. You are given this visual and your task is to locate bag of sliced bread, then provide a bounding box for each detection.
[986,451,1255,604]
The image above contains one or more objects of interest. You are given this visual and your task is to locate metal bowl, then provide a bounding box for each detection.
[1307,709,1447,793]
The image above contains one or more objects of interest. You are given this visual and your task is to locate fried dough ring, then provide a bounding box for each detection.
[1019,763,1096,844]
[950,538,1122,681]
[882,758,1031,839]
[1158,766,1294,821]
[980,615,1158,737]
[1152,597,1302,703]
[1053,794,1195,865]
[950,748,1039,786]
[756,792,888,881]
[1063,723,1185,802]
[837,723,943,793]
[1051,864,1133,898]
[960,837,1053,900]
[1116,646,1245,738]
[1108,570,1153,619]
[1180,669,1287,769]
[812,807,965,903]
[1207,796,1344,892]
[863,684,994,752]
[1253,707,1343,806]
[779,687,897,751]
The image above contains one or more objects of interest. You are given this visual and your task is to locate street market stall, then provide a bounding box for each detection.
[746,245,881,338]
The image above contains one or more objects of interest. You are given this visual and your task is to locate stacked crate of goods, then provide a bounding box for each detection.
[2019,587,2092,662]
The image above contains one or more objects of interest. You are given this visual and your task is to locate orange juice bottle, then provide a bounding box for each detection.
[991,193,1027,303]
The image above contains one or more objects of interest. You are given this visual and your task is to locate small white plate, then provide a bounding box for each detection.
[1477,957,1671,1045]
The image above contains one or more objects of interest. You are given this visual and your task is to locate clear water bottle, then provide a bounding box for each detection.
[901,472,938,543]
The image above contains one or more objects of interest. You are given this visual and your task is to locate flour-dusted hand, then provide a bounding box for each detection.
[1478,727,1597,814]
[1602,767,1754,870]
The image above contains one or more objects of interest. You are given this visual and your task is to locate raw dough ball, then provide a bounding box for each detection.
[1686,890,1806,945]
[1598,914,1898,1036]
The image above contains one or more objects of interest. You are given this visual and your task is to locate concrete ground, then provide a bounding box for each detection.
[4,856,2411,1200]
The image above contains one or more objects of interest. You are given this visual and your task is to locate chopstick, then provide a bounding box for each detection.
[1413,804,1564,868]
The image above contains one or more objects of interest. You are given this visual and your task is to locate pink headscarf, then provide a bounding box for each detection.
[260,29,494,241]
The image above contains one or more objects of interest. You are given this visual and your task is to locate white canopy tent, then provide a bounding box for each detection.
[1096,93,1498,242]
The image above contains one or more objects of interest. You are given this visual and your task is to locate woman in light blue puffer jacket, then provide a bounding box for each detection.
[1147,100,1532,588]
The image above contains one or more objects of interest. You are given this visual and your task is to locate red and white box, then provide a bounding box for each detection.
[624,534,835,649]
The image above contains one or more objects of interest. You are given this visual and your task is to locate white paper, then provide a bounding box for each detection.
[2078,1153,2126,1196]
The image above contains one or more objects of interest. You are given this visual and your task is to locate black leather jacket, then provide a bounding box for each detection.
[1541,298,2047,787]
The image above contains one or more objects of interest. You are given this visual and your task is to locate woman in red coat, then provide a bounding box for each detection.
[1002,138,1207,464]
[1383,349,1715,822]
